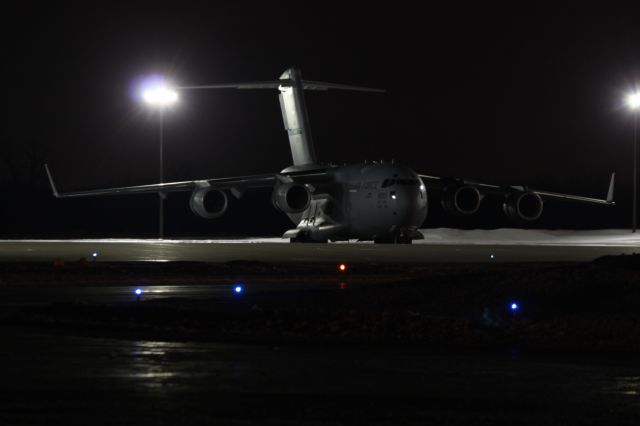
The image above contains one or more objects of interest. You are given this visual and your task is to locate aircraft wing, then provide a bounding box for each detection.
[44,164,328,199]
[418,172,616,205]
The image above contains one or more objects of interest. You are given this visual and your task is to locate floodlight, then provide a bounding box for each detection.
[627,92,640,110]
[142,86,178,106]
[135,75,178,107]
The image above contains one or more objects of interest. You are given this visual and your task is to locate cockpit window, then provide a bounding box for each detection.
[381,178,420,188]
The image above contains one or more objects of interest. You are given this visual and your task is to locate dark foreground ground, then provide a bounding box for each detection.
[2,257,640,424]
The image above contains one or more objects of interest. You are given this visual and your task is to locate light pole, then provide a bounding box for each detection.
[635,110,638,234]
[627,92,640,232]
[141,81,178,239]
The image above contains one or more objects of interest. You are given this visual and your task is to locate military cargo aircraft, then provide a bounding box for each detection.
[45,67,615,243]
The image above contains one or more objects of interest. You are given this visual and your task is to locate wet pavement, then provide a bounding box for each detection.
[1,327,640,424]
[3,259,640,423]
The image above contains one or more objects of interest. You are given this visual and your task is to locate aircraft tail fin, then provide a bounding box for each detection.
[180,68,384,167]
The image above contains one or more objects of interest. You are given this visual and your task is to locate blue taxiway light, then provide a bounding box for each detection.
[234,285,244,294]
[134,288,143,296]
[92,252,98,257]
[510,302,519,311]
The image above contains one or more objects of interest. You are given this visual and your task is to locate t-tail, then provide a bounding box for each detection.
[180,67,384,168]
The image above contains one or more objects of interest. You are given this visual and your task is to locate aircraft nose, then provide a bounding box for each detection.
[391,187,416,209]
[390,185,426,223]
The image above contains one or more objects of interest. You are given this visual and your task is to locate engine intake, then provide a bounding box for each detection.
[503,191,543,222]
[272,183,311,213]
[189,188,228,219]
[441,184,483,216]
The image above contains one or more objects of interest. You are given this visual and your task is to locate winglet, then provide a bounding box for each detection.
[44,164,60,198]
[606,172,615,204]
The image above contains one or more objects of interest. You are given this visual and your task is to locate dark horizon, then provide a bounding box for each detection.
[3,5,640,237]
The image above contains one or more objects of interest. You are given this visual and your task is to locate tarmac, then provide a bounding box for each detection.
[2,327,639,425]
[2,229,640,424]
[0,228,638,263]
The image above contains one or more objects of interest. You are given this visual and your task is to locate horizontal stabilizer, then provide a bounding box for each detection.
[180,80,384,93]
[301,80,385,93]
[180,67,383,167]
[179,81,285,90]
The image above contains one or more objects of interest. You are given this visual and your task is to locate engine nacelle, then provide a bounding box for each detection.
[503,191,543,222]
[189,188,228,219]
[441,184,483,216]
[272,182,311,213]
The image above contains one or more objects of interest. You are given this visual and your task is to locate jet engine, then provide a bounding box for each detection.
[503,191,543,222]
[272,182,311,213]
[441,185,483,216]
[189,188,228,219]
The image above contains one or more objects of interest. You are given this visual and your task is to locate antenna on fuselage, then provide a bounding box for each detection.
[179,67,384,168]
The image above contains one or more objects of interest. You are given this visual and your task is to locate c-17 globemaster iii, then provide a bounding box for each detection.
[45,67,615,243]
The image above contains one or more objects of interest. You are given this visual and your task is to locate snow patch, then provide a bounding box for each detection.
[2,229,639,247]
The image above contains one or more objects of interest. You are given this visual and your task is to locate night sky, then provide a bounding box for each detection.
[2,5,640,237]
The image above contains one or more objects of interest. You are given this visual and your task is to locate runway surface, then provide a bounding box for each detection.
[1,228,639,262]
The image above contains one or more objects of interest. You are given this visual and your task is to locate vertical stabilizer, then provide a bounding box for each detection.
[278,68,317,166]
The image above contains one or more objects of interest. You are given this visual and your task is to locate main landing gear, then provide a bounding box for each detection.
[374,234,413,244]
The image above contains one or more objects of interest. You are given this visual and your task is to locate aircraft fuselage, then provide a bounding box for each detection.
[283,162,428,243]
